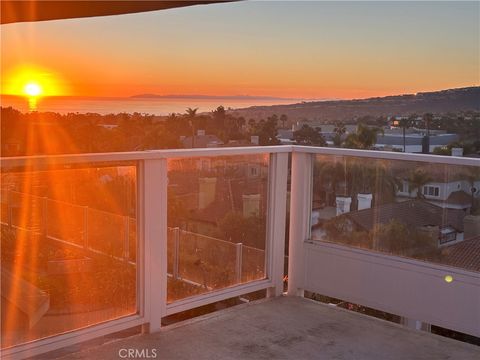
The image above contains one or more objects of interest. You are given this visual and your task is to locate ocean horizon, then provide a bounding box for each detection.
[0,95,312,116]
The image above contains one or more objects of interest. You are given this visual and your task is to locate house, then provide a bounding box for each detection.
[396,165,480,210]
[181,131,224,148]
[375,131,459,153]
[342,199,467,246]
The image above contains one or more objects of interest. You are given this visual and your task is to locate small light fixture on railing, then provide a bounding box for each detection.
[444,275,453,283]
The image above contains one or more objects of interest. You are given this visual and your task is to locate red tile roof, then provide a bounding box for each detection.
[345,199,466,232]
[441,236,480,272]
[445,191,472,207]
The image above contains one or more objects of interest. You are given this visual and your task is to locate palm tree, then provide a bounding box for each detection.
[398,118,411,152]
[408,168,432,199]
[185,107,198,148]
[333,122,346,147]
[372,160,402,205]
[314,159,346,206]
[423,113,433,136]
[422,112,433,153]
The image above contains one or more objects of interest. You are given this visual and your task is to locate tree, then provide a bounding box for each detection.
[398,118,412,152]
[322,216,370,248]
[333,122,346,147]
[314,155,401,211]
[344,124,383,150]
[314,158,346,206]
[408,168,432,199]
[432,146,450,156]
[423,113,433,136]
[293,125,326,146]
[280,114,288,129]
[248,118,256,132]
[142,123,181,150]
[252,116,280,145]
[212,106,226,125]
[373,219,439,258]
[185,108,198,147]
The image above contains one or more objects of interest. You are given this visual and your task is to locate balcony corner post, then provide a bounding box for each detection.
[287,150,313,296]
[266,152,289,298]
[141,158,168,332]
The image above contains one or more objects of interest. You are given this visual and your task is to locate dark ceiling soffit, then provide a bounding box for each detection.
[1,1,236,25]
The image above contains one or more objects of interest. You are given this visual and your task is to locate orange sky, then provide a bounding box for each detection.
[1,2,479,99]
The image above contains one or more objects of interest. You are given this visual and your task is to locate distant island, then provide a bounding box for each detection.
[130,93,311,101]
[228,86,480,121]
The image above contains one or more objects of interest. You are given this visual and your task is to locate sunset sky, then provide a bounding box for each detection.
[1,1,479,99]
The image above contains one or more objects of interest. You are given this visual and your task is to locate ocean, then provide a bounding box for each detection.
[0,95,301,116]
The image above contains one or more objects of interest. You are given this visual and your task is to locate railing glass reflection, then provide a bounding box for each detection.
[311,155,480,272]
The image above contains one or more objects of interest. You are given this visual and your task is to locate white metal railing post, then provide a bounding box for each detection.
[287,151,313,296]
[173,227,180,280]
[235,243,243,283]
[266,152,289,297]
[142,158,168,332]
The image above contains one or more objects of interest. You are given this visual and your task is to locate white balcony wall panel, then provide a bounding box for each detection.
[304,241,480,337]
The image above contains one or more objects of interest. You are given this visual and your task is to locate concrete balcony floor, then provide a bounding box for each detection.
[54,296,479,360]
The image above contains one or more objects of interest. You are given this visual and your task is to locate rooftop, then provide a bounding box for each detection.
[46,297,480,360]
[344,199,466,232]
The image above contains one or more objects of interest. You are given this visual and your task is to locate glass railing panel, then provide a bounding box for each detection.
[46,198,84,246]
[167,154,269,302]
[87,208,126,258]
[242,245,265,283]
[128,217,137,263]
[177,230,237,299]
[0,163,137,348]
[312,154,480,272]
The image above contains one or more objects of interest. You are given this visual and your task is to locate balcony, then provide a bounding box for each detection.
[1,146,479,359]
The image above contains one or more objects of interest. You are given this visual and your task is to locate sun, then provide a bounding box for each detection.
[3,65,68,97]
[24,82,43,97]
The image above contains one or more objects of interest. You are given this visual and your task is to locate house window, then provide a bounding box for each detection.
[249,165,259,177]
[401,181,409,193]
[423,186,439,197]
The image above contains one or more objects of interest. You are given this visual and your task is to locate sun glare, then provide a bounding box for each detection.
[3,65,67,98]
[24,82,42,97]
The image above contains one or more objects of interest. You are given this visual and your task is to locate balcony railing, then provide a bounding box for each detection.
[0,146,479,359]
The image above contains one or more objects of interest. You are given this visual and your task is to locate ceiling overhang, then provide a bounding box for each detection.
[1,1,234,25]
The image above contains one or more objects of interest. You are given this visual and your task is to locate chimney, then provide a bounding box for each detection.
[198,177,217,210]
[250,136,259,145]
[336,196,352,216]
[451,147,463,157]
[242,194,261,217]
[357,193,373,210]
[464,215,480,240]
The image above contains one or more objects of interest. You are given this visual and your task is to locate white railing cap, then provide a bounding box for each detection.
[1,145,479,168]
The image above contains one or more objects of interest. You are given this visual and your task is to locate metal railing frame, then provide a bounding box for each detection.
[0,145,478,359]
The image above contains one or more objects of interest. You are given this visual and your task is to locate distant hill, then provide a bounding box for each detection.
[228,87,480,122]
